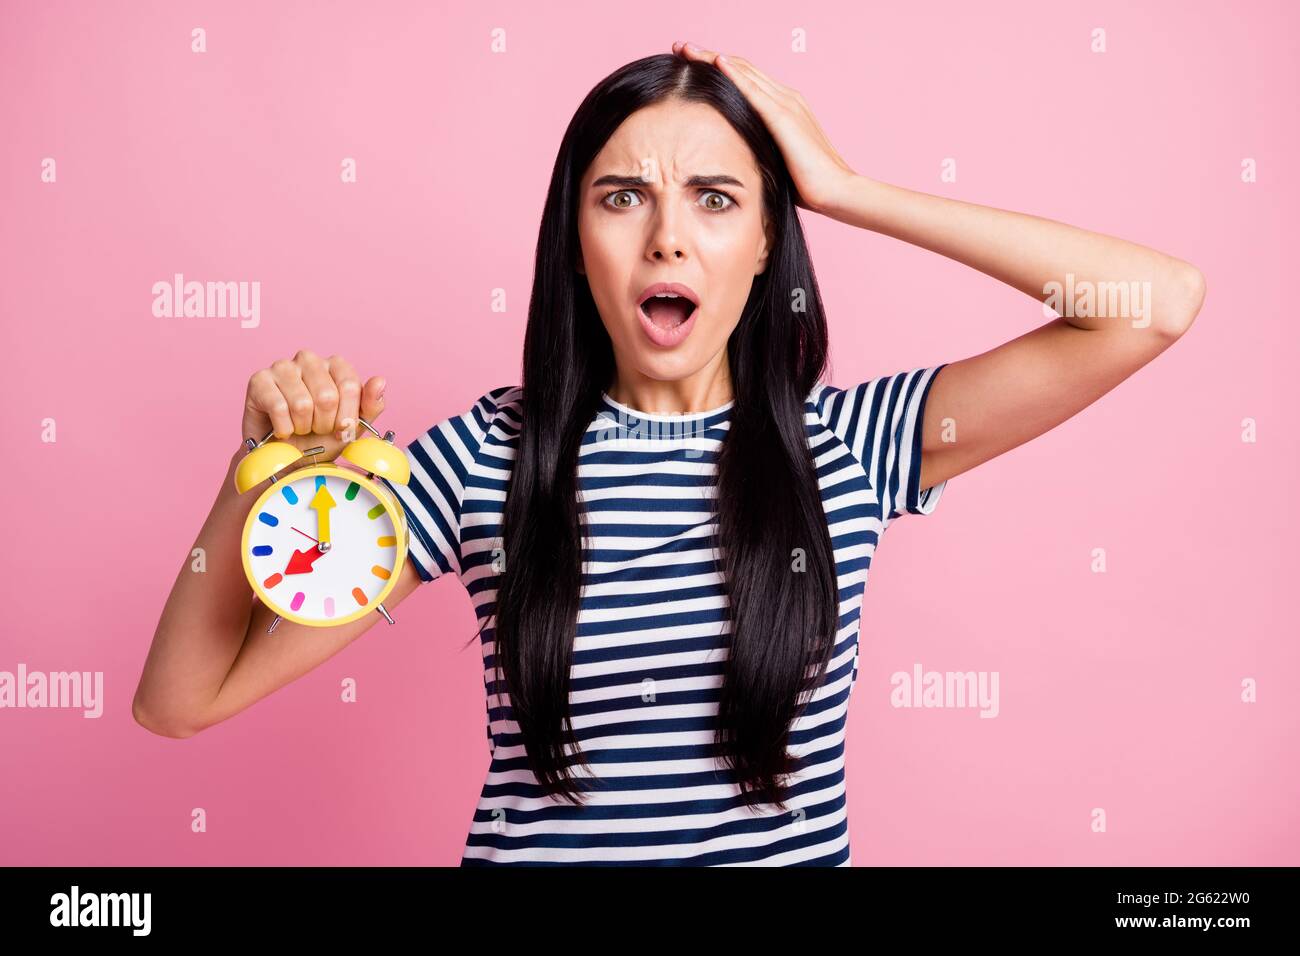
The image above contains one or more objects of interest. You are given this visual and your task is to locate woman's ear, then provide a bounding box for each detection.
[755,216,775,275]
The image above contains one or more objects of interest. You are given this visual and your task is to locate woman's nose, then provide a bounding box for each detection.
[647,206,688,260]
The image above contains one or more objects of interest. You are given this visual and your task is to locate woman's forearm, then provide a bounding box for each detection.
[134,448,295,735]
[817,174,1204,335]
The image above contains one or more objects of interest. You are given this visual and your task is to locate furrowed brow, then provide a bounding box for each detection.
[590,173,746,190]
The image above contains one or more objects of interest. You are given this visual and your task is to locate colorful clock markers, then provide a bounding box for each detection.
[244,467,406,627]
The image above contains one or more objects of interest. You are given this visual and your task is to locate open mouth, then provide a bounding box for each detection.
[640,293,698,330]
[636,282,701,347]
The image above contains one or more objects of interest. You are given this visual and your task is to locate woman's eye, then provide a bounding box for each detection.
[604,190,642,209]
[699,190,735,212]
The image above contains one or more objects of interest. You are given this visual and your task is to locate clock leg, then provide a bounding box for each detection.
[376,604,395,625]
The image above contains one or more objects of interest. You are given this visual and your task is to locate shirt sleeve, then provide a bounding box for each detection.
[819,363,949,532]
[377,388,504,584]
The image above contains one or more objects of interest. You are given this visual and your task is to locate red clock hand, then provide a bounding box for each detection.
[284,547,328,575]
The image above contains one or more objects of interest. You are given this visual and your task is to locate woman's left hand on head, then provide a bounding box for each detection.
[672,41,857,214]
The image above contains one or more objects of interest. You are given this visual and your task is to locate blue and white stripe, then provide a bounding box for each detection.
[381,363,948,865]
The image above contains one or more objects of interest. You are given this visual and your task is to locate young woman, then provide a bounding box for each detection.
[136,46,1205,866]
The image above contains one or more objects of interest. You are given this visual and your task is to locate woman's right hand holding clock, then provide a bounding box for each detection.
[242,349,387,462]
[136,349,399,740]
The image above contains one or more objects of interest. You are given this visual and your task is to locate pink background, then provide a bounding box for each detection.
[2,0,1296,865]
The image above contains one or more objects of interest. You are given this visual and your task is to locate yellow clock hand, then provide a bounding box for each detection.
[309,484,337,550]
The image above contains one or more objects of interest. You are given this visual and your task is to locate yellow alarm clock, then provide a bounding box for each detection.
[234,418,412,633]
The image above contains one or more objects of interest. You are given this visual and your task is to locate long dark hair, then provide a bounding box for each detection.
[488,52,838,811]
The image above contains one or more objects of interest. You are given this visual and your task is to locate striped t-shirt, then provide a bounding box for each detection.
[379,364,949,866]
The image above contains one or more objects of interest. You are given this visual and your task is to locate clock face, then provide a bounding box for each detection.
[243,469,406,626]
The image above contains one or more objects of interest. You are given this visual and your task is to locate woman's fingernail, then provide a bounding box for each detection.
[687,43,698,53]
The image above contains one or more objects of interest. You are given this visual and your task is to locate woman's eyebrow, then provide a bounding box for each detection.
[590,173,747,190]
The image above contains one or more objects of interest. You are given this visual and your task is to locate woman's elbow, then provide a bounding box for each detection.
[132,694,202,739]
[1159,263,1206,339]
